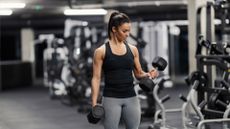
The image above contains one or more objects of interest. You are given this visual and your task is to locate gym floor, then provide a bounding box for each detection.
[0,80,189,129]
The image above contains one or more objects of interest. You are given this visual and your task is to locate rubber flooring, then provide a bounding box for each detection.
[0,81,209,129]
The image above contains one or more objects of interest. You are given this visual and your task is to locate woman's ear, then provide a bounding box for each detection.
[112,26,117,33]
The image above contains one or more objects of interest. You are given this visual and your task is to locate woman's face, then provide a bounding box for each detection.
[113,22,131,42]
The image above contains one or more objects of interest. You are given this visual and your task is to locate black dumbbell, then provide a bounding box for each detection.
[87,105,104,124]
[139,56,167,92]
[139,77,155,92]
[151,56,168,71]
[185,71,208,87]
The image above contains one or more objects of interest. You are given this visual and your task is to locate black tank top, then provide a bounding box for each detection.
[102,42,136,98]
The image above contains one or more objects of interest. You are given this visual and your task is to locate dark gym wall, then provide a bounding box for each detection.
[168,26,188,77]
[0,28,33,90]
[1,61,33,90]
[35,41,47,78]
[177,26,189,75]
[0,30,21,61]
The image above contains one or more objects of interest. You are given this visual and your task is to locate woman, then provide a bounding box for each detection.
[91,11,158,129]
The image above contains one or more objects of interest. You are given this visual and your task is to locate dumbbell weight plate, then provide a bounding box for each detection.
[152,57,167,71]
[139,77,155,92]
[92,105,104,118]
[209,93,219,109]
[186,71,208,88]
[87,105,104,124]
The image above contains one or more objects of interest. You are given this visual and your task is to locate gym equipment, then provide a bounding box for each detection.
[203,79,230,118]
[139,56,167,92]
[152,57,168,71]
[195,1,230,119]
[87,105,104,124]
[194,55,230,117]
[43,38,68,99]
[196,102,230,129]
[130,26,157,118]
[139,77,155,92]
[147,78,172,129]
[180,80,207,129]
[196,35,230,63]
[185,71,208,87]
[59,24,108,118]
[60,25,105,107]
[182,88,230,129]
[208,92,228,111]
[138,58,173,129]
[181,72,230,129]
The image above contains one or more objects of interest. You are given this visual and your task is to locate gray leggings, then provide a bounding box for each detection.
[102,96,141,129]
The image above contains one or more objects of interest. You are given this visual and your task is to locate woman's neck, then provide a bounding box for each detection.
[110,37,123,46]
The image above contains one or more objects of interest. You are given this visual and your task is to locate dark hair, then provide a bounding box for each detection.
[108,11,131,39]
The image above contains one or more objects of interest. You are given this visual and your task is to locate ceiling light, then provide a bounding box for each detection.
[0,9,13,16]
[0,3,26,8]
[64,9,107,16]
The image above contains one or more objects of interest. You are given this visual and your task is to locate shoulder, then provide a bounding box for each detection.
[127,43,137,50]
[94,43,106,59]
[127,43,138,56]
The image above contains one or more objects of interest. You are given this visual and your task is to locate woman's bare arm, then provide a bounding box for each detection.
[131,44,158,79]
[91,46,104,107]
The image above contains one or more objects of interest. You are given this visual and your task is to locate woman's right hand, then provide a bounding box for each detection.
[92,102,97,107]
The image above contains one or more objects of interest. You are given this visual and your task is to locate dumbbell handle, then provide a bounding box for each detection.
[179,94,187,102]
[161,94,170,103]
[192,80,200,90]
[220,80,230,90]
[216,100,228,108]
[198,100,207,110]
[203,108,224,115]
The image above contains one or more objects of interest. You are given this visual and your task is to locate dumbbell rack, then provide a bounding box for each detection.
[196,55,230,118]
[181,80,205,129]
[180,72,230,129]
[181,78,230,129]
[196,102,230,129]
[148,78,182,129]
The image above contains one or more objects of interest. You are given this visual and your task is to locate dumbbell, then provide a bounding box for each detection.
[185,71,208,87]
[87,105,104,124]
[139,56,167,92]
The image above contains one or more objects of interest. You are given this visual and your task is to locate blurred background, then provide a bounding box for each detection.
[0,0,230,129]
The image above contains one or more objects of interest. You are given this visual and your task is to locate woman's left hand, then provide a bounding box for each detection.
[149,68,159,79]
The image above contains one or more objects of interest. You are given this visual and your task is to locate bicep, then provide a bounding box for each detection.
[132,47,144,76]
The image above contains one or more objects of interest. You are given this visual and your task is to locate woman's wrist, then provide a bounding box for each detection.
[92,101,97,107]
[142,72,150,78]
